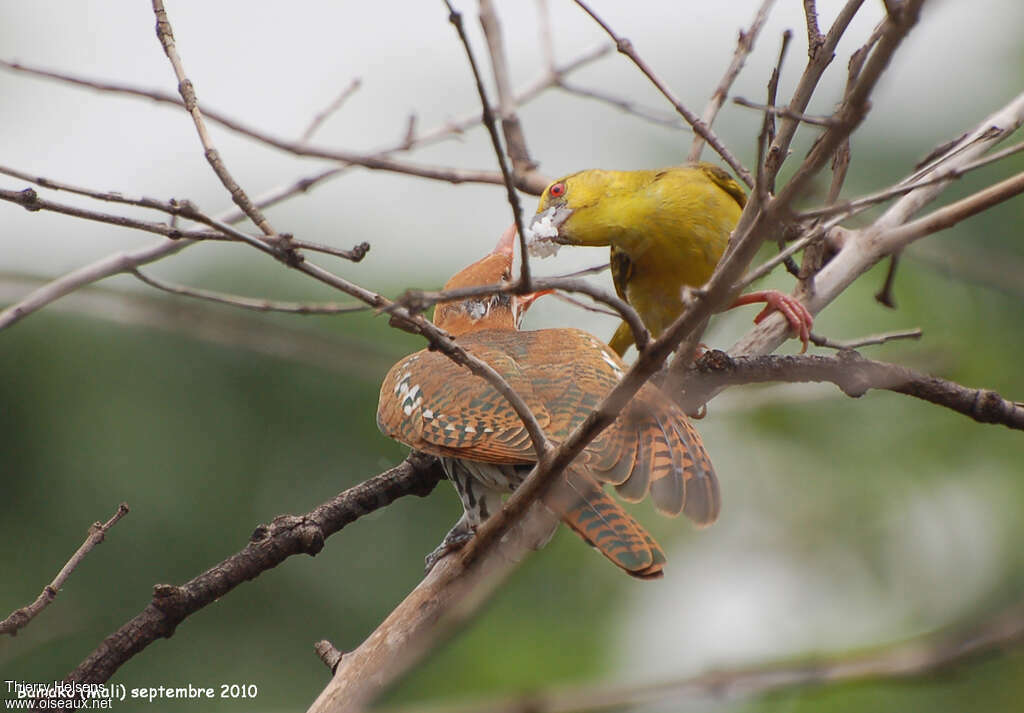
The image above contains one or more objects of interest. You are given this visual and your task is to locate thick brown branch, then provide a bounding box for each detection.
[1,504,129,636]
[680,350,1024,431]
[66,455,443,684]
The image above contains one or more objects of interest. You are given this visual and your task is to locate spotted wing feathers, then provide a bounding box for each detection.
[377,347,547,464]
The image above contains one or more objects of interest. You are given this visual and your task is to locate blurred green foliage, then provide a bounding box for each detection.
[3,3,1024,709]
[3,223,1024,711]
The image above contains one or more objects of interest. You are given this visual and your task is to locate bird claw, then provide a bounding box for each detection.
[734,290,813,353]
[424,526,476,574]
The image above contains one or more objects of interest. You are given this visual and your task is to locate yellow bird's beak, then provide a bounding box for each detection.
[526,205,573,258]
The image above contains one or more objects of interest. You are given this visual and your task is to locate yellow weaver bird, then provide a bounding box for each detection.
[527,163,812,355]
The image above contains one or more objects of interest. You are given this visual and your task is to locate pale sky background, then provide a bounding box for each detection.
[3,0,1023,678]
[2,0,1021,288]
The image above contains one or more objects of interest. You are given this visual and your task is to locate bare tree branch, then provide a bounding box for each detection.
[0,272,396,378]
[763,0,866,180]
[572,0,754,187]
[680,350,1024,431]
[479,0,537,176]
[736,90,1024,358]
[66,455,444,684]
[800,137,1024,221]
[382,599,1024,713]
[1,504,129,636]
[0,166,371,262]
[809,327,922,350]
[151,0,276,238]
[300,78,362,143]
[0,46,614,195]
[130,269,370,315]
[732,97,834,126]
[688,0,777,162]
[557,81,686,128]
[444,0,534,288]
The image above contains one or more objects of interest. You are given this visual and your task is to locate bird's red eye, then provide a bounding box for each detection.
[549,182,566,198]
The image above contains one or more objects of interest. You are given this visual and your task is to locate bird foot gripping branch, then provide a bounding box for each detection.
[377,226,719,579]
[525,163,814,355]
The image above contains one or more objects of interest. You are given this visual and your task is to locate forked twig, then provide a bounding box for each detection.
[1,504,129,636]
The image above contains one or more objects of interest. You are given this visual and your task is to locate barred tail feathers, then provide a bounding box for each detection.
[548,467,666,579]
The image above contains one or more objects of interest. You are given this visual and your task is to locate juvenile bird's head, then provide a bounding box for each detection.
[433,224,550,335]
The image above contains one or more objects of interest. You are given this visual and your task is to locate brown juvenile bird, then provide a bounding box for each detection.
[377,226,719,579]
[528,163,813,355]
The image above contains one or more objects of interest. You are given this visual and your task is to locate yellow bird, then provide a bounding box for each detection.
[527,163,812,355]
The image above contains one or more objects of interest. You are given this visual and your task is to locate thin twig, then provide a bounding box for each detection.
[300,78,362,143]
[1,46,617,195]
[444,0,533,287]
[0,165,371,262]
[558,81,686,128]
[549,291,619,318]
[0,170,358,332]
[688,0,776,162]
[773,2,923,211]
[151,0,276,238]
[763,0,867,181]
[1,504,129,636]
[738,230,822,290]
[733,97,834,126]
[0,271,397,377]
[809,327,922,350]
[762,30,793,198]
[131,269,369,315]
[573,0,753,187]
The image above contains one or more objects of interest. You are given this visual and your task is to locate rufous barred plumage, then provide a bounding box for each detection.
[377,225,719,579]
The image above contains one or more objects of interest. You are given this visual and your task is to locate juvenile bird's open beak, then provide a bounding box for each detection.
[512,288,554,327]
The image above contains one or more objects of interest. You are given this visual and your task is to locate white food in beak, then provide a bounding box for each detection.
[525,207,566,258]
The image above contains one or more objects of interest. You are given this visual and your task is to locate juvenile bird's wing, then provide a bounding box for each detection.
[512,329,720,526]
[377,345,550,464]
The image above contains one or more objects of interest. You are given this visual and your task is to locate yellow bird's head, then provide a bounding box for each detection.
[526,169,645,257]
[525,164,746,260]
